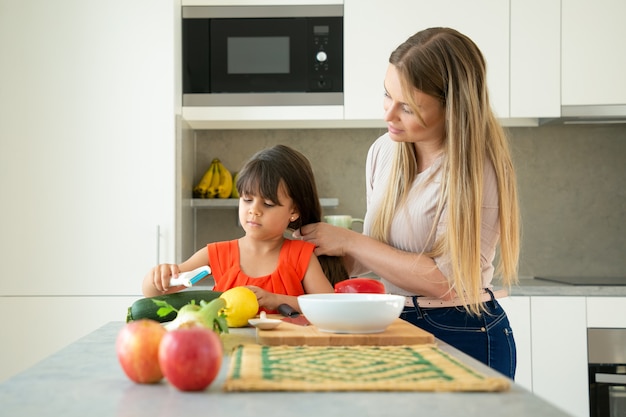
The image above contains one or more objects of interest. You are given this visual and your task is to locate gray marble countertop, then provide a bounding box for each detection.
[0,321,571,417]
[506,277,626,297]
[194,276,626,297]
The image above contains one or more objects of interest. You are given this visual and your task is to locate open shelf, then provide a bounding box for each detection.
[191,198,339,209]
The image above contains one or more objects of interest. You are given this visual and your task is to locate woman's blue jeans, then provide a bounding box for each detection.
[400,290,517,379]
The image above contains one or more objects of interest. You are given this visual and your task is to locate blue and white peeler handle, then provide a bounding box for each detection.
[169,265,211,287]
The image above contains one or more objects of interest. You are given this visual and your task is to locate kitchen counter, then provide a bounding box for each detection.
[0,322,570,417]
[506,277,626,297]
[195,276,626,297]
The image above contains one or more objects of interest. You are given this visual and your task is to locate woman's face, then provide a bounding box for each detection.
[382,64,446,146]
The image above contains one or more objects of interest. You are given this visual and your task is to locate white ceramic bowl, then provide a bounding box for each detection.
[298,293,404,334]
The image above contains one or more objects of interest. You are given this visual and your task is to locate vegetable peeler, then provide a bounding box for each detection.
[169,265,212,288]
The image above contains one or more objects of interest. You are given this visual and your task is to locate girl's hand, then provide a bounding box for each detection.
[147,263,181,293]
[142,246,211,297]
[245,285,279,310]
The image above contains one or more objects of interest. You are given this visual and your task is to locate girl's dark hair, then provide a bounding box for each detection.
[236,144,348,286]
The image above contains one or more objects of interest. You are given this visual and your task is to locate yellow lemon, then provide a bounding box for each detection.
[219,286,259,328]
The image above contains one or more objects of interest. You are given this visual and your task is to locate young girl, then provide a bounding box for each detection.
[142,144,346,313]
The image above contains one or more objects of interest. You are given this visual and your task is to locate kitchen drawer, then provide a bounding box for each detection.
[587,297,626,328]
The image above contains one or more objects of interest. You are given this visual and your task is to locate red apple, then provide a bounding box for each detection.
[116,319,167,383]
[158,327,223,391]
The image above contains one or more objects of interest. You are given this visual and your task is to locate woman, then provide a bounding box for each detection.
[143,145,347,313]
[296,27,520,379]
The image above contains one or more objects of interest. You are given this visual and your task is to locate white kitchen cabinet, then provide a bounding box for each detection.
[182,0,563,127]
[343,0,509,121]
[0,296,138,382]
[182,106,346,130]
[502,295,626,417]
[499,296,532,391]
[0,0,180,296]
[0,0,182,380]
[587,297,626,328]
[531,297,589,417]
[562,0,626,107]
[510,0,560,118]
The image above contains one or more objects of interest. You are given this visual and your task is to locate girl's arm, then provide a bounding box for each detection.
[246,289,302,313]
[141,246,210,297]
[301,255,335,294]
[247,255,334,313]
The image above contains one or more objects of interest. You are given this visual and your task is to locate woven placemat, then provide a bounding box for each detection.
[223,343,510,392]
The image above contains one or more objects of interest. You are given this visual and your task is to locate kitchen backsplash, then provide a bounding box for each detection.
[193,124,626,279]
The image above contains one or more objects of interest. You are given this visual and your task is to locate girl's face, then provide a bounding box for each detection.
[238,181,299,240]
[382,64,446,146]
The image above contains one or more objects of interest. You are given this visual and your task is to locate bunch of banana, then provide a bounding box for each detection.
[230,171,239,198]
[193,158,233,198]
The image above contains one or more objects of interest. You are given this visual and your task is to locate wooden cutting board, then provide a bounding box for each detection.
[256,318,435,346]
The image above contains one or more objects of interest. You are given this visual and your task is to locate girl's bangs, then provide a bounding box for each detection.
[237,161,281,204]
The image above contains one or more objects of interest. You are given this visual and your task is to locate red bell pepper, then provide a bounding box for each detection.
[334,277,385,294]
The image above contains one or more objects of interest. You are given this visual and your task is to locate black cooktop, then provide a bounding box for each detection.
[535,276,626,286]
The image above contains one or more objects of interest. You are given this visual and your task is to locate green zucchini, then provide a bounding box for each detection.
[126,290,223,323]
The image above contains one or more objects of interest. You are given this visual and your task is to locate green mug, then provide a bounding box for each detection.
[323,215,364,230]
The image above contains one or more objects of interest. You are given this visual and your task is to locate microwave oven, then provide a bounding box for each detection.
[182,5,343,107]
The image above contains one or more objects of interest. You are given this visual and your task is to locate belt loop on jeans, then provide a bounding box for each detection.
[408,295,424,318]
[485,288,495,303]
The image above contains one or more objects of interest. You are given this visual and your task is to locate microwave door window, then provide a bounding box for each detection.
[228,37,290,75]
[210,18,307,93]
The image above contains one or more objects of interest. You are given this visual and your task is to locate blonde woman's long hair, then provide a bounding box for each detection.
[370,27,520,315]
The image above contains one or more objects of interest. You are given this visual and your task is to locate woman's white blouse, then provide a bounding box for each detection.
[363,133,500,295]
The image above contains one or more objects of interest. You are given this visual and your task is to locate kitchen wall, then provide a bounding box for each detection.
[192,124,626,279]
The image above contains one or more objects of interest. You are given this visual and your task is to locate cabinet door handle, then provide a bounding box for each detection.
[595,373,626,385]
[156,224,160,265]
